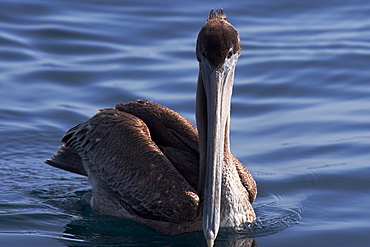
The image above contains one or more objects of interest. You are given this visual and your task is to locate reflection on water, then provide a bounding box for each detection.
[62,216,259,247]
[31,187,297,246]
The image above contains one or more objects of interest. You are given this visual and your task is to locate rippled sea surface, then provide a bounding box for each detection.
[1,0,370,246]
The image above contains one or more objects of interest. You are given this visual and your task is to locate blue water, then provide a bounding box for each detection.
[1,0,370,246]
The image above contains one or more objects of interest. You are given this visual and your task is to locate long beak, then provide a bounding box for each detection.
[199,54,238,247]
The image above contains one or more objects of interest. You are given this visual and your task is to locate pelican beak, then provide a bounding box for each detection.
[199,52,239,246]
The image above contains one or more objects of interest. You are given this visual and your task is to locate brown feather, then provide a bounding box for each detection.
[62,107,199,223]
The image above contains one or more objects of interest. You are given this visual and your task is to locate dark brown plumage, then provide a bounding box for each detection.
[46,9,256,246]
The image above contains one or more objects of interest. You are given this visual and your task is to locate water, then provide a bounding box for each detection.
[1,0,369,246]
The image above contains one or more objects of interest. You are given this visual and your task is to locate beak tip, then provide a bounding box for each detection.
[206,237,215,247]
[204,227,217,247]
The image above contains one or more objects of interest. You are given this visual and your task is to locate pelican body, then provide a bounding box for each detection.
[46,9,256,246]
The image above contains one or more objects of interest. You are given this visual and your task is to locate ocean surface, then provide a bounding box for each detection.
[1,0,369,246]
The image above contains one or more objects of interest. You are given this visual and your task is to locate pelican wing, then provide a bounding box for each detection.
[115,100,199,155]
[115,100,200,190]
[62,106,199,223]
[46,145,87,176]
[233,156,257,203]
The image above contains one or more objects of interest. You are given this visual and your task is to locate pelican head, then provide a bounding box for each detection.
[195,9,241,246]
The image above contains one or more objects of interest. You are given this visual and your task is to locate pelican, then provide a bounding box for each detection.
[46,9,257,246]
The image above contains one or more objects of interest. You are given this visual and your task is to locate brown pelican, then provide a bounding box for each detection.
[46,9,257,247]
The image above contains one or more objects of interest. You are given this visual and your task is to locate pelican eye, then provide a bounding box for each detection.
[227,48,233,59]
